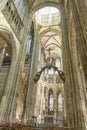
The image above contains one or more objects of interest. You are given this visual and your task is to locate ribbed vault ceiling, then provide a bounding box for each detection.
[25,0,63,61]
[40,29,62,60]
[35,6,62,61]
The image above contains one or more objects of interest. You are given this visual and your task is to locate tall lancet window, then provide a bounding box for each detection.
[48,68,54,75]
[55,58,61,74]
[13,0,26,21]
[58,93,63,112]
[49,94,53,110]
[48,89,54,115]
[26,37,32,54]
[25,36,32,64]
[56,58,60,69]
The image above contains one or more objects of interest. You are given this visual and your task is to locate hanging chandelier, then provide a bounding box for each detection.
[34,47,65,83]
[34,65,65,83]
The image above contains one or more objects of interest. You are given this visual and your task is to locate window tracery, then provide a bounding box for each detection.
[58,93,63,112]
[55,58,61,69]
[13,0,26,21]
[48,89,54,115]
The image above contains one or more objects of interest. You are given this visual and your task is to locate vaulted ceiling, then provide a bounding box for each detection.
[24,0,63,61]
[40,30,62,60]
[35,6,62,61]
[27,0,63,7]
[25,0,64,13]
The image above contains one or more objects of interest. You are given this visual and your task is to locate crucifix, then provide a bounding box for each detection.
[34,49,65,83]
[46,47,54,65]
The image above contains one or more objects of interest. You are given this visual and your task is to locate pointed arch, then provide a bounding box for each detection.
[57,91,63,113]
[30,2,61,17]
[48,89,54,115]
[0,26,17,105]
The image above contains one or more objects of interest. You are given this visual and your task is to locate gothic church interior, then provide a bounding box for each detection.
[0,0,87,130]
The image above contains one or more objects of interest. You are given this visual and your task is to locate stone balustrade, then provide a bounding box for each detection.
[2,0,24,40]
[0,116,83,130]
[44,74,62,84]
[37,115,66,127]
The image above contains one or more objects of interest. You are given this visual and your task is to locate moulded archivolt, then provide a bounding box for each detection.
[85,0,87,6]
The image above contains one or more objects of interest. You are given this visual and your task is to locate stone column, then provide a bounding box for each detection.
[70,19,85,129]
[70,0,87,78]
[74,0,87,43]
[45,90,48,115]
[24,31,40,123]
[53,89,57,118]
[9,16,33,123]
[30,38,41,118]
[0,9,32,124]
[0,41,18,124]
[61,2,85,129]
[16,72,27,122]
